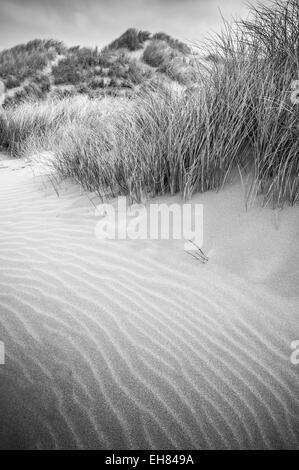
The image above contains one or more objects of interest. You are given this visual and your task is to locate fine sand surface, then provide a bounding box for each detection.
[0,154,298,449]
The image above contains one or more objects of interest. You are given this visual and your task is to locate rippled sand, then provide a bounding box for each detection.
[0,155,298,449]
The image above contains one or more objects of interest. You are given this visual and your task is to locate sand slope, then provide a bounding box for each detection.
[0,155,298,449]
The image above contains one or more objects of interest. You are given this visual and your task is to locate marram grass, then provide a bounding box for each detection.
[1,0,298,207]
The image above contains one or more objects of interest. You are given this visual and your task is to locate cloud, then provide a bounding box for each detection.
[0,0,268,50]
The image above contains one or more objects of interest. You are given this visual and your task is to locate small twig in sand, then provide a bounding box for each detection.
[188,239,209,261]
[185,250,208,263]
[185,240,209,264]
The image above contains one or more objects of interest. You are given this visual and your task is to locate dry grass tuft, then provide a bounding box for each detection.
[1,0,298,207]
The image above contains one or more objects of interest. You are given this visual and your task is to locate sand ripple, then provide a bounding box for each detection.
[0,161,298,449]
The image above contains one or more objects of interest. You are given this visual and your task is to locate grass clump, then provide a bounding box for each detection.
[152,32,191,54]
[143,40,173,68]
[0,39,65,88]
[1,0,298,207]
[108,29,151,51]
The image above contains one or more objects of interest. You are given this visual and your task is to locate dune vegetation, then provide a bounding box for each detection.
[0,0,298,207]
[0,28,194,107]
[0,39,65,88]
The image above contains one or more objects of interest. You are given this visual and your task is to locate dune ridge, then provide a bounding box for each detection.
[0,156,298,449]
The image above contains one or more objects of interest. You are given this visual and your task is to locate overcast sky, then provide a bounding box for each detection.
[0,0,269,51]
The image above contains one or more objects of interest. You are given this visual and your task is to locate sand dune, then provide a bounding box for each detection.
[0,155,298,449]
